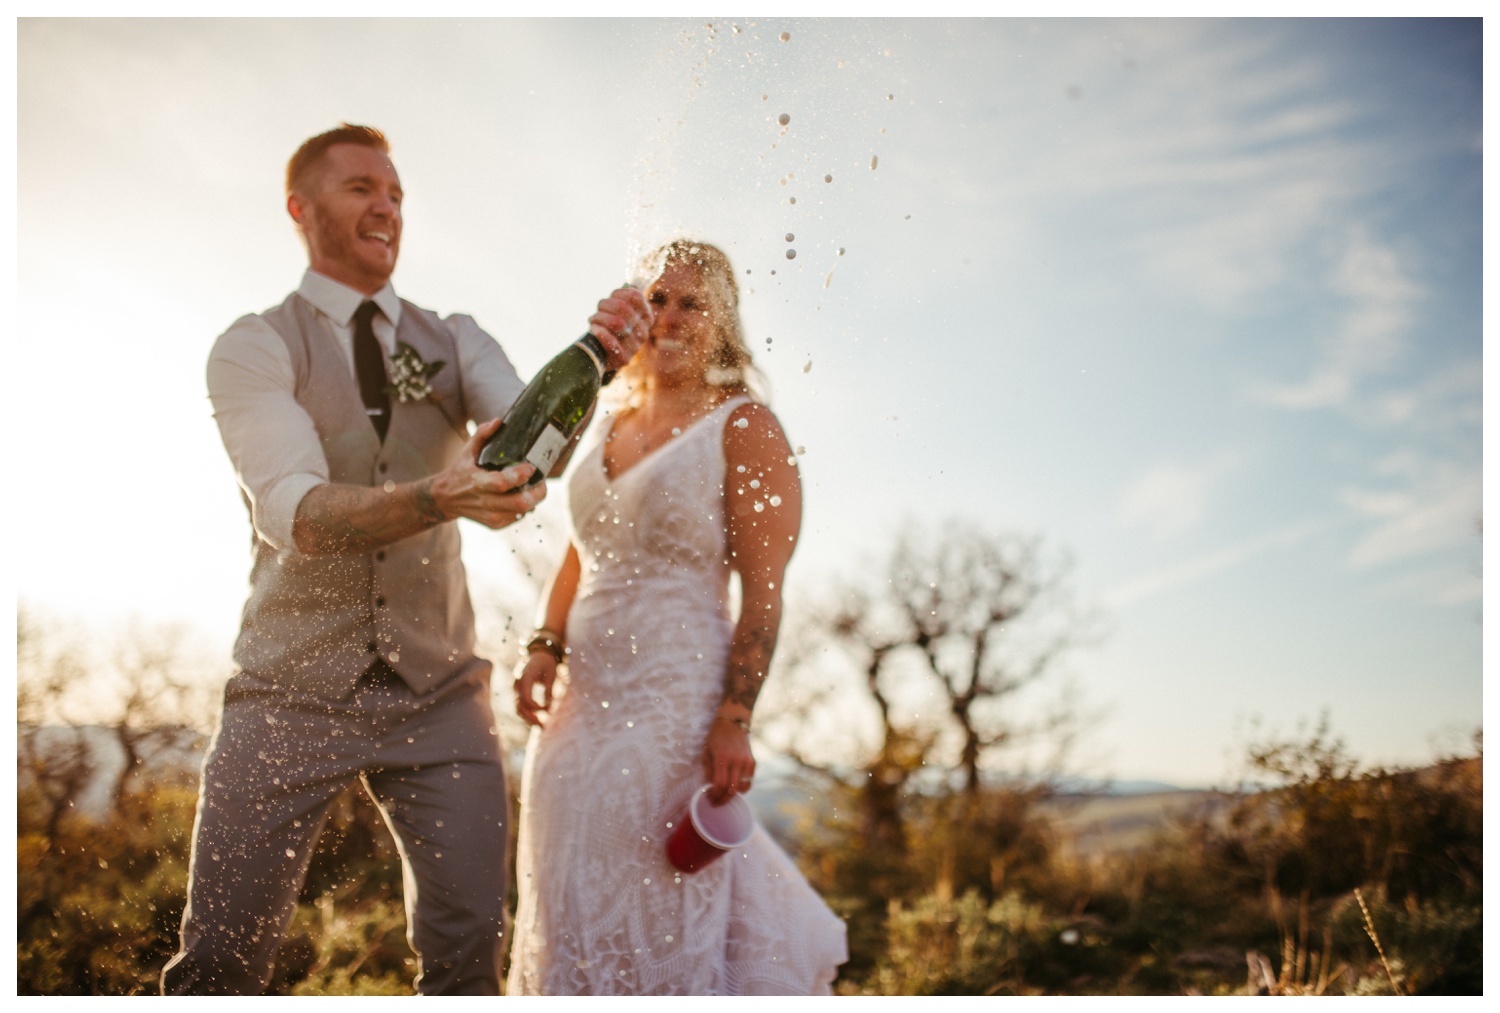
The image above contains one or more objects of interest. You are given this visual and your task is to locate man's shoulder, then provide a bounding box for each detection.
[209,293,300,367]
[222,291,301,335]
[397,299,497,348]
[398,298,478,330]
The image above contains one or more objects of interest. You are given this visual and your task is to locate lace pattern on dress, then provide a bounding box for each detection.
[506,397,847,995]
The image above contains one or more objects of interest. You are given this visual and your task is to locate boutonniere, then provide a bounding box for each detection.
[384,341,446,403]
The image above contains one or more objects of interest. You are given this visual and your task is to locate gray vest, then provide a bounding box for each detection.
[231,292,488,698]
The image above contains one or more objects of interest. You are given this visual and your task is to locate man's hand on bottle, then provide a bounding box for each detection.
[430,418,547,529]
[588,286,653,370]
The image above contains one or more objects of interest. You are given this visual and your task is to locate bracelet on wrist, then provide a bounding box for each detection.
[525,628,566,663]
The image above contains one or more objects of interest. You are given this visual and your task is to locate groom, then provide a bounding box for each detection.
[160,124,649,994]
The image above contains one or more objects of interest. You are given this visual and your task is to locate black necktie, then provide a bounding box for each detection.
[353,301,390,442]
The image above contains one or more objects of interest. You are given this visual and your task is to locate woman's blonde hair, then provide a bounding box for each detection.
[611,240,766,407]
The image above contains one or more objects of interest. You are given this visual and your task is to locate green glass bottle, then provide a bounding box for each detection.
[476,333,613,483]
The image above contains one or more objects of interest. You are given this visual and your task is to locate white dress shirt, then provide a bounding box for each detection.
[207,270,525,552]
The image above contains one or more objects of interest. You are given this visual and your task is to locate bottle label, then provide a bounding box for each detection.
[525,423,570,474]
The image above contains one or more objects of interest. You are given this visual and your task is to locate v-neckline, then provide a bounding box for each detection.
[600,399,738,484]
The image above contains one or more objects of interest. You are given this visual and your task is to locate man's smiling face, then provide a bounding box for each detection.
[289,142,403,294]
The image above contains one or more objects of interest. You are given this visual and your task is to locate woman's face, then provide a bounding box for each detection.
[643,262,718,388]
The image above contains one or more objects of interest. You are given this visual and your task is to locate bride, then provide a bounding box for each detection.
[505,240,847,994]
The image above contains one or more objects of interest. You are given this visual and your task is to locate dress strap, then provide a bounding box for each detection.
[712,394,755,425]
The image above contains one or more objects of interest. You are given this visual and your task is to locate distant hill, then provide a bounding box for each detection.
[1042,790,1234,856]
[13,725,1240,858]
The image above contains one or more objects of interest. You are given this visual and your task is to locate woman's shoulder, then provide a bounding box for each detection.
[720,398,793,460]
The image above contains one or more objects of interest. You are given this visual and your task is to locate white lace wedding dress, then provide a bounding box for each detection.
[506,397,847,995]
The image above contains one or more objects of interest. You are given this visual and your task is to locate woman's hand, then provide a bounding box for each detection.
[703,713,756,804]
[513,652,559,728]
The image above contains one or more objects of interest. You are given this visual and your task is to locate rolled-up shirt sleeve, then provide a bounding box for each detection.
[445,312,525,427]
[206,315,328,551]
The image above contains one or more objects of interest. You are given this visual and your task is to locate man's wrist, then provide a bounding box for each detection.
[411,477,449,525]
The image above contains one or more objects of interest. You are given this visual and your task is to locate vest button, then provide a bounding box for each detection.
[367,641,378,653]
[375,551,386,561]
[379,462,388,474]
[376,596,386,607]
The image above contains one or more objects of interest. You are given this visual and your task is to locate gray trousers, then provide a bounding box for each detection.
[160,665,509,995]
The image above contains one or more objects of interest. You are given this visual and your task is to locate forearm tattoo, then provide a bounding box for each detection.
[722,624,776,713]
[413,479,446,525]
[297,480,445,555]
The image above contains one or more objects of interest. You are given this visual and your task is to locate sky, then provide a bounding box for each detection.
[12,17,1485,786]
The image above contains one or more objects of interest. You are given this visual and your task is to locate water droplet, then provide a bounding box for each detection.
[802,359,813,373]
[786,249,797,260]
[421,557,430,564]
[383,480,396,493]
[789,197,796,204]
[750,479,761,489]
[761,94,768,101]
[838,247,846,255]
[734,418,750,429]
[452,769,461,778]
[602,700,610,708]
[779,31,790,42]
[622,768,630,775]
[770,495,783,507]
[796,445,806,455]
[736,464,747,473]
[754,501,765,512]
[672,427,682,436]
[887,93,895,101]
[824,174,833,183]
[870,155,879,170]
[388,652,399,663]
[644,877,652,884]
[626,720,635,728]
[785,233,794,242]
[285,848,296,858]
[777,113,790,126]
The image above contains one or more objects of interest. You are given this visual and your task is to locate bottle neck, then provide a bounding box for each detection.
[574,332,614,384]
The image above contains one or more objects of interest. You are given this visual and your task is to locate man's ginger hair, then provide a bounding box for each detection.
[286,123,390,196]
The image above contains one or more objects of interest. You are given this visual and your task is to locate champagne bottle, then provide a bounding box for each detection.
[476,332,614,483]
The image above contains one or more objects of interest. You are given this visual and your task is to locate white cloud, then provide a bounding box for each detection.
[1341,455,1480,570]
[1257,228,1424,410]
[1119,455,1237,539]
[1370,566,1482,607]
[1103,519,1323,611]
[1361,358,1482,434]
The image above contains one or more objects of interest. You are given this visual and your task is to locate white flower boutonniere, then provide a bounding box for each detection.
[384,342,446,404]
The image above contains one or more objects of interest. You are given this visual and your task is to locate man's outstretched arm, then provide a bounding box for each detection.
[291,417,543,556]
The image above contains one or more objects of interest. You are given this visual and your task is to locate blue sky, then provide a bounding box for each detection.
[14,18,1483,784]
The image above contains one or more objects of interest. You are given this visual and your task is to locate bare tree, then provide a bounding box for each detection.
[758,519,1098,857]
[17,604,221,828]
[887,524,1097,794]
[18,605,100,838]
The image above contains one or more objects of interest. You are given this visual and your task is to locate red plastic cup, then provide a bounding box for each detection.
[665,785,754,873]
